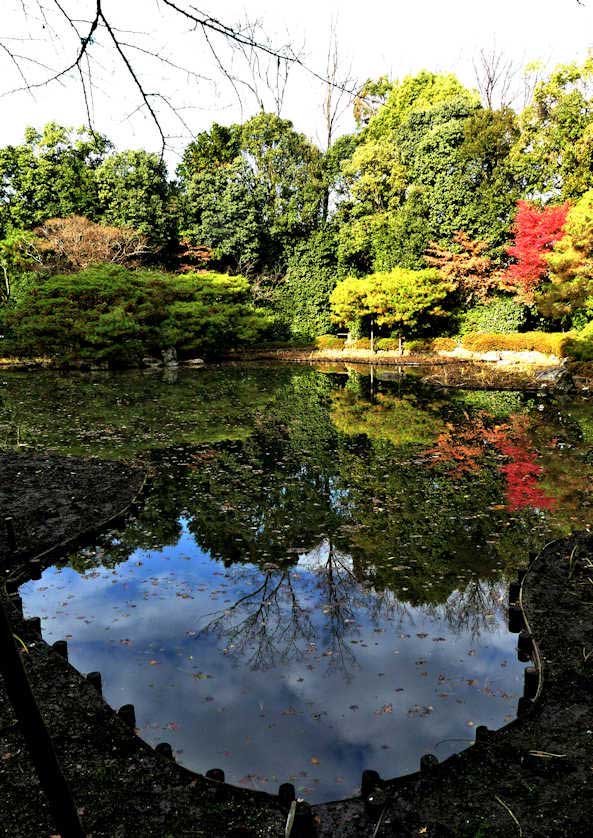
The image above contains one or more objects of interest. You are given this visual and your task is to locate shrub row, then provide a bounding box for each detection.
[315,335,458,353]
[315,334,346,350]
[315,332,574,357]
[375,338,400,351]
[405,337,457,353]
[461,331,570,356]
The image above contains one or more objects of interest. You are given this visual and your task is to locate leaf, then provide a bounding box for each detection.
[374,704,393,715]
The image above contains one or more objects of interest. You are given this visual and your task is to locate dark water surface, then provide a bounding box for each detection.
[5,363,593,802]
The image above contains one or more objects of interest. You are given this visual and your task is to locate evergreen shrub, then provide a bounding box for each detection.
[461,331,570,355]
[563,322,593,361]
[457,297,526,335]
[375,338,400,351]
[315,334,345,350]
[6,264,274,365]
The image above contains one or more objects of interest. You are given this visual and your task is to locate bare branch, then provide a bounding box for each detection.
[0,41,35,98]
[0,2,358,155]
[473,46,516,110]
[322,18,357,149]
[97,7,167,154]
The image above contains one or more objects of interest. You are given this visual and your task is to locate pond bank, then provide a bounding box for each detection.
[1,349,587,392]
[1,453,592,836]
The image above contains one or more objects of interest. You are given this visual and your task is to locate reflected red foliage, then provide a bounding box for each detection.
[427,413,556,511]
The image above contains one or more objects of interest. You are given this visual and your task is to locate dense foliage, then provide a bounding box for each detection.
[330,268,453,342]
[5,55,593,360]
[5,265,274,364]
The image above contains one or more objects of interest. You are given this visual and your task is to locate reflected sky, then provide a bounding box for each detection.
[21,523,525,803]
[12,363,593,802]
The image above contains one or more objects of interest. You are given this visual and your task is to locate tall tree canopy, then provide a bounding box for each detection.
[178,113,324,274]
[512,57,593,199]
[0,123,109,235]
[337,71,520,276]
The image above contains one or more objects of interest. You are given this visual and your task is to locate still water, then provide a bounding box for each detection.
[4,363,593,801]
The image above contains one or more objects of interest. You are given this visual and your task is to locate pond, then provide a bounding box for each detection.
[3,363,593,802]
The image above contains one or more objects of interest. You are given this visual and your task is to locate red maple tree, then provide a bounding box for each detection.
[499,201,570,303]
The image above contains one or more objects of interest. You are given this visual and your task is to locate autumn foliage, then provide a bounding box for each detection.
[499,201,569,303]
[424,231,498,304]
[427,413,556,511]
[34,216,153,273]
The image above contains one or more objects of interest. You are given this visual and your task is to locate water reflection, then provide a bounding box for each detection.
[10,363,593,801]
[22,535,520,802]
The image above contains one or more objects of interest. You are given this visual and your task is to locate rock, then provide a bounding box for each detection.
[160,346,178,367]
[183,357,205,367]
[142,356,162,368]
[535,366,574,392]
[162,367,178,384]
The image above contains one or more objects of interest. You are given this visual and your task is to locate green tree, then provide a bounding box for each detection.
[0,230,41,305]
[240,112,325,254]
[337,71,517,274]
[178,114,325,273]
[537,189,593,324]
[512,57,593,199]
[0,123,110,234]
[96,150,174,248]
[330,267,453,348]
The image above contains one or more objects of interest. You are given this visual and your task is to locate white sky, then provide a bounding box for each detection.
[1,0,592,171]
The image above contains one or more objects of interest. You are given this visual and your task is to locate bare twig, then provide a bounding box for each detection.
[1,1,358,155]
[495,795,523,836]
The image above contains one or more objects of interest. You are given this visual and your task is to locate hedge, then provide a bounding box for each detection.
[461,331,571,356]
[315,334,345,350]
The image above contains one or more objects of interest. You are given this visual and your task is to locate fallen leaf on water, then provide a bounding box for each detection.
[374,704,393,715]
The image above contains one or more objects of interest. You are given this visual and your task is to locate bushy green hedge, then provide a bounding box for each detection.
[563,322,593,361]
[375,337,400,351]
[405,337,457,353]
[6,264,275,365]
[457,298,526,335]
[461,331,570,355]
[347,338,371,350]
[315,334,345,350]
[432,337,457,351]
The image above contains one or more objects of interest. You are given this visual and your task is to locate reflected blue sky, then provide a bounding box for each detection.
[21,521,525,803]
